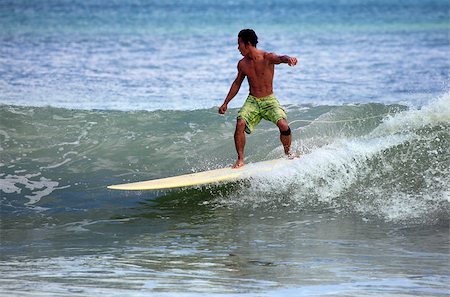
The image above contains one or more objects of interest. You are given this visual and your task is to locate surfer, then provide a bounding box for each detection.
[219,29,298,168]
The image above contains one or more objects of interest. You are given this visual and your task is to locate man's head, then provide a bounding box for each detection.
[238,29,258,47]
[238,29,258,56]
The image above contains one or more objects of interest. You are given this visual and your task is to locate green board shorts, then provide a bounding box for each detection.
[237,94,287,134]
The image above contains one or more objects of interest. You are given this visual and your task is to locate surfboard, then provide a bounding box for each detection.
[107,158,294,191]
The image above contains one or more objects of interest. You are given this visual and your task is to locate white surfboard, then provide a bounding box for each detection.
[107,158,294,191]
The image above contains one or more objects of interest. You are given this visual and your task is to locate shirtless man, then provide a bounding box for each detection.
[218,29,298,168]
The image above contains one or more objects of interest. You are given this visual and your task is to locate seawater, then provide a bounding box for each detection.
[1,0,449,296]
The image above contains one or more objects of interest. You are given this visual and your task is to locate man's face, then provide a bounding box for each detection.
[237,38,248,56]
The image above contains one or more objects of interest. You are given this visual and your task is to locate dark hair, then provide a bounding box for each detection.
[238,29,258,47]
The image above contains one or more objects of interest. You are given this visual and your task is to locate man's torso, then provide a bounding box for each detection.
[239,50,275,98]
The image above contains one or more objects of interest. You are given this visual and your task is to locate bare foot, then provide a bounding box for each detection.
[232,159,244,169]
[286,152,296,160]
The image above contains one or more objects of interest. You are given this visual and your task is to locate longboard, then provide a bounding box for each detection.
[107,158,294,191]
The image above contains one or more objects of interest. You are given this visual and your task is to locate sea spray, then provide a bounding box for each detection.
[219,94,450,224]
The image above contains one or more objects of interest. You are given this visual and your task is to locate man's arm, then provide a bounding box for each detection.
[219,63,246,114]
[266,53,298,66]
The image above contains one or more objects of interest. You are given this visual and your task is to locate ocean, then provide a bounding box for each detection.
[1,0,449,296]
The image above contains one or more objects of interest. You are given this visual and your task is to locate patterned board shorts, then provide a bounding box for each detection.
[237,94,287,134]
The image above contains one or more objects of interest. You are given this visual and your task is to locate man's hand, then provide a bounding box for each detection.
[274,55,298,66]
[218,103,228,114]
[287,56,297,66]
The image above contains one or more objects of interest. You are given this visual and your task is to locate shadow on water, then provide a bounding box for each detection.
[110,181,245,222]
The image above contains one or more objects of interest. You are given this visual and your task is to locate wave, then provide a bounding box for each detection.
[1,93,449,225]
[221,93,450,225]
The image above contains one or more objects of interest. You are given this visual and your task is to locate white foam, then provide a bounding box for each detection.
[0,173,68,206]
[220,94,449,223]
[372,91,450,137]
[39,158,71,170]
[245,133,410,202]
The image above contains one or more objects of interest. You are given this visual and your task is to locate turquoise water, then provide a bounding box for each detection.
[1,0,449,296]
[1,0,449,110]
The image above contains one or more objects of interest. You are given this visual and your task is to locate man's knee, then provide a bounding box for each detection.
[236,119,246,133]
[277,119,291,135]
[280,127,291,136]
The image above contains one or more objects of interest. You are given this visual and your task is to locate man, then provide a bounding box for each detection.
[218,29,298,168]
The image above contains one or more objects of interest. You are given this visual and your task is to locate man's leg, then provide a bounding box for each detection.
[233,119,246,168]
[277,119,293,157]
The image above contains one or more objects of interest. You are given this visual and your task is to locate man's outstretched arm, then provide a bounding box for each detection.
[267,53,298,66]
